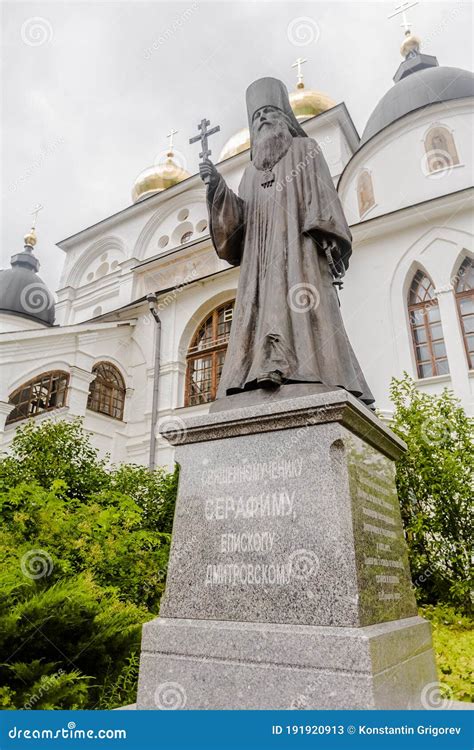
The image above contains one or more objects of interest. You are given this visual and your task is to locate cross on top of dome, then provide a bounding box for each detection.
[24,203,43,247]
[388,1,421,59]
[388,1,419,34]
[291,57,307,89]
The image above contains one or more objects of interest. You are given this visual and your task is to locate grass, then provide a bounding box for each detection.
[421,604,474,703]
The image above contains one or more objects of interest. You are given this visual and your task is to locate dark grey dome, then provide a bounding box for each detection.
[361,65,474,144]
[0,245,55,326]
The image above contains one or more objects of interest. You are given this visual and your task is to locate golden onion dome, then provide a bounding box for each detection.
[400,31,421,59]
[289,82,336,121]
[218,83,336,161]
[218,127,251,162]
[132,151,190,203]
[24,227,37,247]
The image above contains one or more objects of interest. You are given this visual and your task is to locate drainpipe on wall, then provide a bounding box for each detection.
[147,293,161,471]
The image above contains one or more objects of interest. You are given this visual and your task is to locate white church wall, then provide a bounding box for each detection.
[341,193,473,417]
[0,321,139,463]
[339,100,473,225]
[135,189,209,262]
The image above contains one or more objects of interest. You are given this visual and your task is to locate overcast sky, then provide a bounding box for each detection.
[2,0,473,290]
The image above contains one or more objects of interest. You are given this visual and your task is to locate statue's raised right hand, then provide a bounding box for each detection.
[199,159,220,189]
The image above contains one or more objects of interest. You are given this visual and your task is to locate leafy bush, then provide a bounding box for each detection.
[0,419,109,500]
[0,419,178,709]
[390,374,473,613]
[110,464,178,533]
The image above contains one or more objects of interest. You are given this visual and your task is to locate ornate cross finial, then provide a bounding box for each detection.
[291,57,308,88]
[388,1,419,33]
[30,203,43,229]
[189,118,220,184]
[166,128,178,154]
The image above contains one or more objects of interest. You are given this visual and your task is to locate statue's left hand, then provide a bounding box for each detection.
[320,236,338,255]
[320,236,345,279]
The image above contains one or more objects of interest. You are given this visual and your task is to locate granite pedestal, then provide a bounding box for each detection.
[137,390,437,709]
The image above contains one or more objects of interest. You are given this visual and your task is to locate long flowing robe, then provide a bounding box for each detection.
[208,136,374,405]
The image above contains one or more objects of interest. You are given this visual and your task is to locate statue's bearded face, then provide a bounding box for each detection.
[251,106,287,133]
[251,106,293,172]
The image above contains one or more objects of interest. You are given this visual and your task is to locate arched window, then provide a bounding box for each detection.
[454,257,474,369]
[424,126,459,173]
[357,169,375,217]
[87,362,126,420]
[185,301,235,406]
[408,270,449,378]
[6,371,69,425]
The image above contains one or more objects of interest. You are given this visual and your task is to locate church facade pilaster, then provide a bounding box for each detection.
[435,286,472,408]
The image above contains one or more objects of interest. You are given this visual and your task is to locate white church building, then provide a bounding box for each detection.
[1,32,473,470]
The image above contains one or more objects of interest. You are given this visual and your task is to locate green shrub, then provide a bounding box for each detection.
[110,463,179,533]
[390,374,473,613]
[0,419,178,709]
[0,419,109,500]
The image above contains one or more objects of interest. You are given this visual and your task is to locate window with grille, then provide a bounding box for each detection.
[408,270,449,379]
[185,301,235,406]
[6,371,69,425]
[454,257,474,369]
[87,362,126,420]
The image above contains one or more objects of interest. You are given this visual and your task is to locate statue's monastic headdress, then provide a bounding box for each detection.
[245,77,308,138]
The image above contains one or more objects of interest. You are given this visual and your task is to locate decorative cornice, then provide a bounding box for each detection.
[350,187,473,244]
[0,319,136,344]
[69,365,96,387]
[160,391,406,461]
